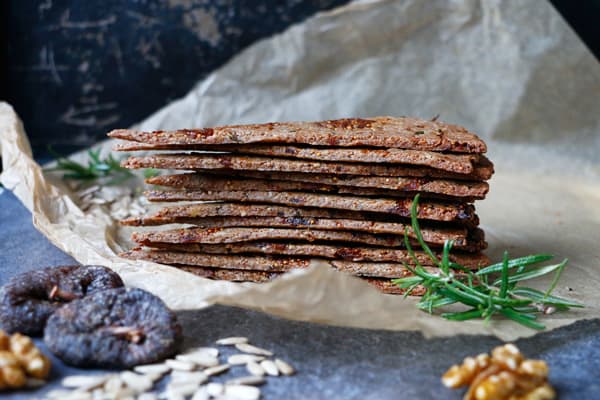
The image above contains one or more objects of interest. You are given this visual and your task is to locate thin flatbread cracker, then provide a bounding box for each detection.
[146,173,489,200]
[108,116,487,153]
[143,190,479,225]
[123,153,493,181]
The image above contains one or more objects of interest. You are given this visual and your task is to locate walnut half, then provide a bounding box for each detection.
[442,344,555,400]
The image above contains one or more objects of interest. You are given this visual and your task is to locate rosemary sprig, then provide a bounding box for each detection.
[45,147,161,186]
[393,194,583,330]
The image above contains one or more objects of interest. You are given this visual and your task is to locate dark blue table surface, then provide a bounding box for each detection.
[1,189,598,399]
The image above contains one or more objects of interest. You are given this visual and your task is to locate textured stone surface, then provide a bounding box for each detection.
[1,189,598,399]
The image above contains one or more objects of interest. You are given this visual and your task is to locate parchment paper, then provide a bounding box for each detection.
[1,0,599,340]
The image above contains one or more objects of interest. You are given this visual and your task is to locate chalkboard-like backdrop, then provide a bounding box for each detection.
[3,0,349,157]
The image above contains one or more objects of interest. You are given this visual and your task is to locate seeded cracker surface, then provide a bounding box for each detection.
[146,173,489,200]
[115,142,480,174]
[108,116,487,153]
[123,153,494,181]
[132,226,487,252]
[130,242,489,267]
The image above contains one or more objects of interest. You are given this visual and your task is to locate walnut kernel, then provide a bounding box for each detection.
[442,344,555,400]
[0,350,27,390]
[9,333,51,379]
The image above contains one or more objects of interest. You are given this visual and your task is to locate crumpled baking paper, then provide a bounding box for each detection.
[1,0,599,340]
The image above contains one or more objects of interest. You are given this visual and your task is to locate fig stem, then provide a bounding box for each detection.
[48,285,78,301]
[103,326,145,344]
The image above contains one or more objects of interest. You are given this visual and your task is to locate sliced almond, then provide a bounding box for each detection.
[260,359,279,376]
[165,359,197,371]
[235,343,273,357]
[274,358,296,376]
[227,354,265,365]
[224,384,261,400]
[226,375,266,386]
[216,336,249,346]
[246,361,265,376]
[203,363,230,376]
[134,363,171,375]
[62,375,110,390]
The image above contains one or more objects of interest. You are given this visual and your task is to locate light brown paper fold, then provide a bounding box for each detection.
[1,0,599,340]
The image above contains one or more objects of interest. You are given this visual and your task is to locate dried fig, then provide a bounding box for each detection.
[44,287,182,368]
[0,265,124,336]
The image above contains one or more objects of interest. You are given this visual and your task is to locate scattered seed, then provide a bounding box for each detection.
[184,347,219,358]
[246,361,265,376]
[165,381,199,397]
[119,371,154,393]
[226,375,266,386]
[134,363,171,375]
[62,375,110,390]
[203,364,230,376]
[170,370,208,385]
[91,388,105,400]
[103,375,124,393]
[227,354,266,365]
[176,353,219,367]
[235,343,273,356]
[137,393,159,400]
[274,358,295,376]
[216,337,249,346]
[166,359,197,371]
[191,386,210,400]
[47,390,78,400]
[260,359,279,376]
[224,384,261,400]
[206,382,224,396]
[104,386,137,399]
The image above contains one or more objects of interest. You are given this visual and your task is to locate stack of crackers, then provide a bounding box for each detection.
[110,117,493,294]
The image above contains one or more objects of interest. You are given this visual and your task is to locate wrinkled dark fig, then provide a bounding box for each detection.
[44,287,182,368]
[0,265,124,335]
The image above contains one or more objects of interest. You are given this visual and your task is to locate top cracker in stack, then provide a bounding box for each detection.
[110,116,493,294]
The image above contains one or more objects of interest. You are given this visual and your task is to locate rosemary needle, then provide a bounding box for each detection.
[393,194,583,330]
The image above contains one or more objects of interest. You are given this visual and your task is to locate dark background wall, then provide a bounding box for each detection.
[0,0,598,159]
[0,0,350,158]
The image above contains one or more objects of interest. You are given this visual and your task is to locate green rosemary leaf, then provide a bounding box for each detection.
[392,276,422,289]
[417,296,457,310]
[511,287,584,308]
[492,261,567,286]
[409,194,441,267]
[545,259,567,299]
[500,309,545,330]
[476,254,554,275]
[143,168,160,178]
[442,309,483,321]
[441,240,453,275]
[499,251,509,298]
